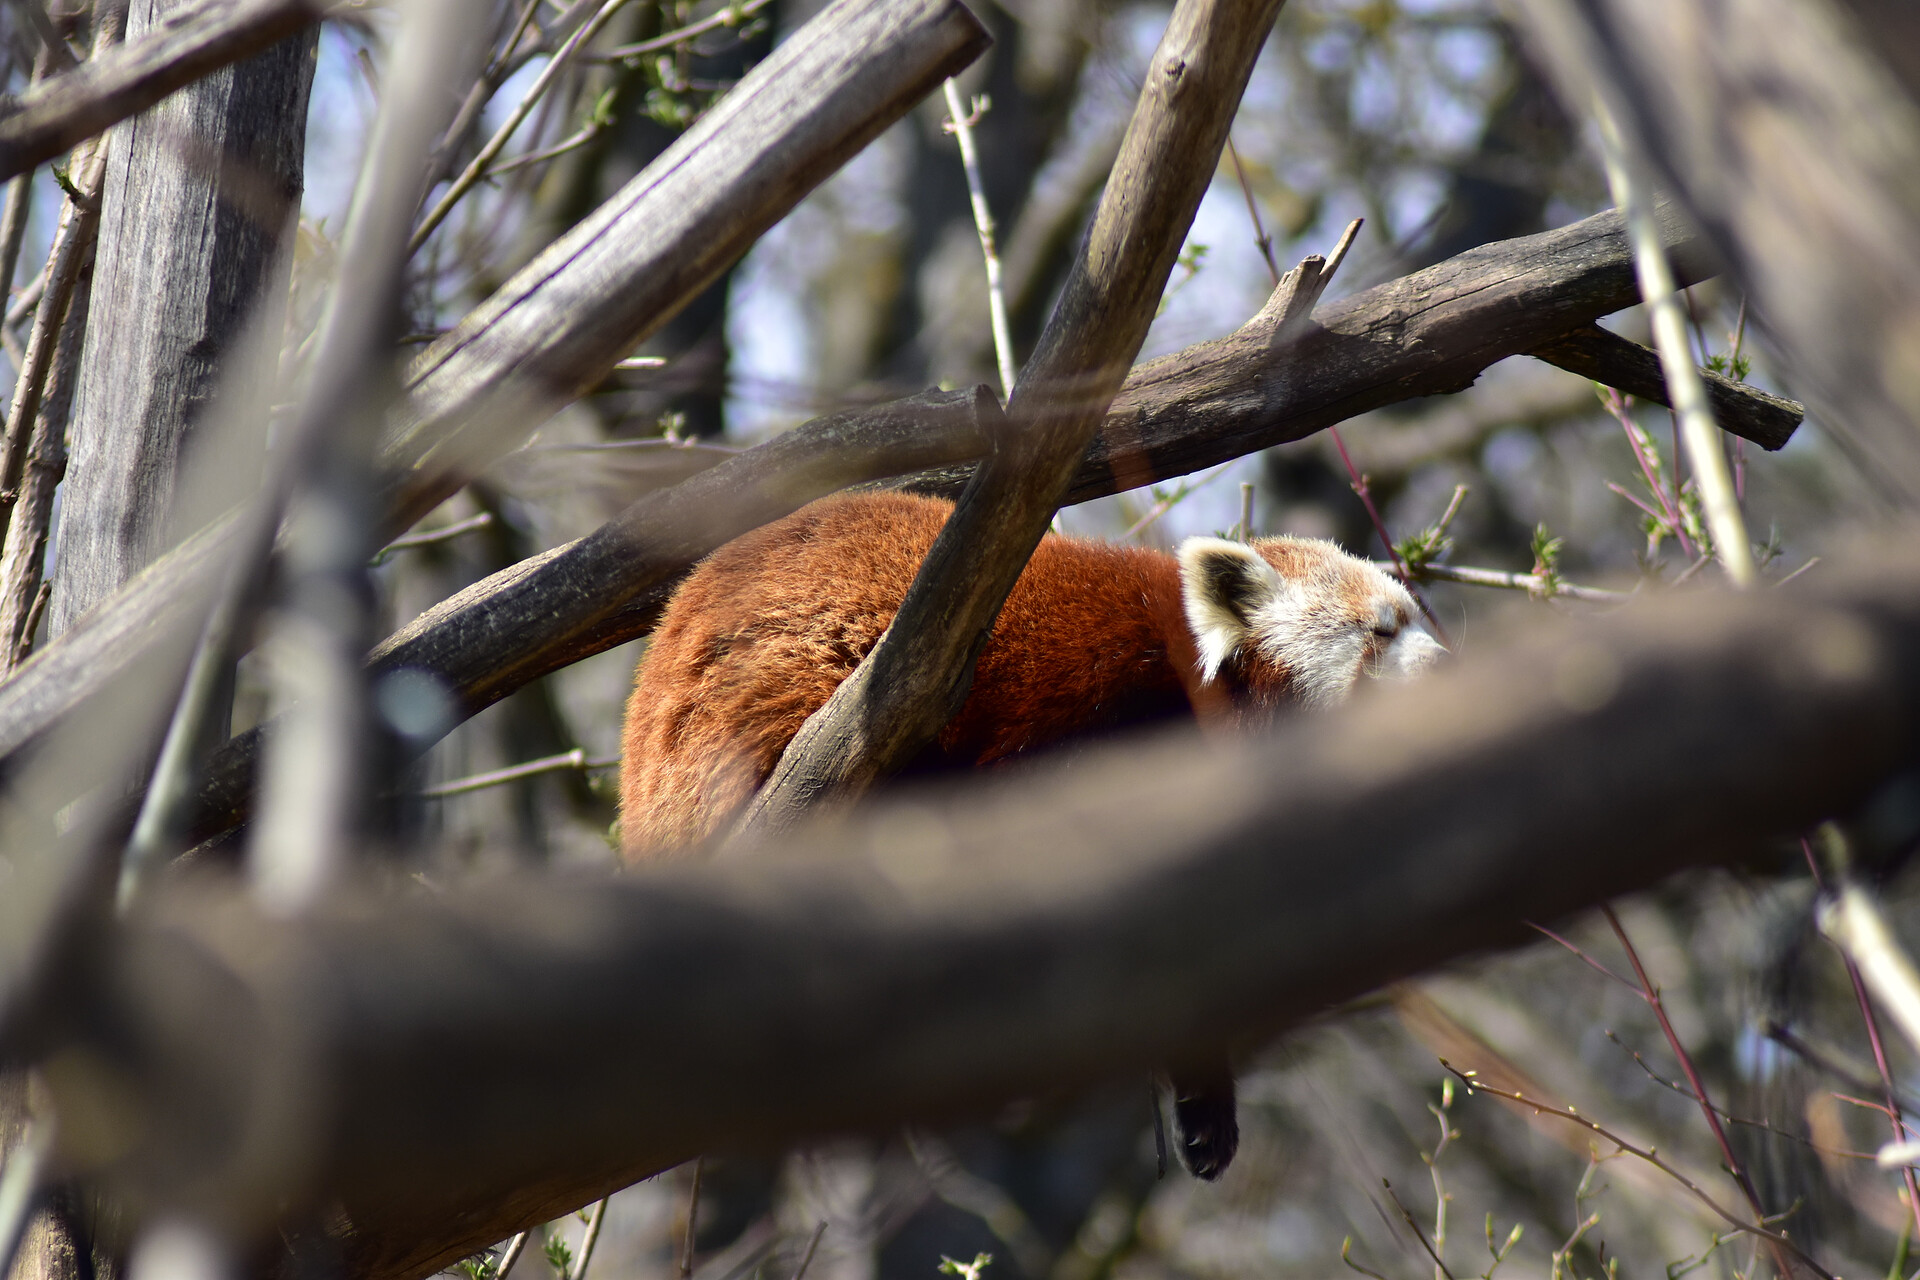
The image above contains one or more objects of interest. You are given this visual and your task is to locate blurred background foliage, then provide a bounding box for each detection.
[4,0,1882,1275]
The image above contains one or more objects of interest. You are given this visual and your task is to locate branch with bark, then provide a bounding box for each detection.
[23,530,1920,1280]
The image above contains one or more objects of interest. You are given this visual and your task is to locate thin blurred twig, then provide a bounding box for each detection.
[1596,103,1754,586]
[1443,1065,1830,1278]
[569,1199,608,1280]
[417,748,617,798]
[942,79,1014,397]
[410,0,638,254]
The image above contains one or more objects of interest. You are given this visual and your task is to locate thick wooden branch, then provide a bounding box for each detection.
[0,0,989,768]
[0,0,327,183]
[174,205,1730,845]
[740,0,1290,834]
[39,535,1920,1280]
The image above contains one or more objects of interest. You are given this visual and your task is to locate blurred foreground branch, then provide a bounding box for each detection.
[24,530,1920,1280]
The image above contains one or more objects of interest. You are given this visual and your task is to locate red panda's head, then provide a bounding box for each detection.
[1176,535,1444,715]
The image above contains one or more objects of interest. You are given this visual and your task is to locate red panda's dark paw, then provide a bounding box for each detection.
[1171,1070,1239,1181]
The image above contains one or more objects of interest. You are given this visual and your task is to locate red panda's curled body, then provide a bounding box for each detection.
[618,490,1442,1181]
[620,492,1205,855]
[619,489,1440,857]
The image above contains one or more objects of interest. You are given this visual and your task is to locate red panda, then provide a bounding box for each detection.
[618,489,1443,1175]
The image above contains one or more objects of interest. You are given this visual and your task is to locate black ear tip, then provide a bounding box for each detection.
[1194,550,1266,624]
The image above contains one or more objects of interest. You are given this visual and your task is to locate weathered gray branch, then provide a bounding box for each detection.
[48,0,313,637]
[741,0,1291,834]
[1529,323,1800,449]
[38,532,1920,1280]
[0,246,85,667]
[0,0,988,767]
[0,0,328,183]
[177,205,1731,846]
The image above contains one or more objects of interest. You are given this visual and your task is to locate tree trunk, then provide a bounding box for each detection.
[46,7,314,637]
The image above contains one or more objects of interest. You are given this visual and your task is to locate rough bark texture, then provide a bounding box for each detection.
[740,0,1291,834]
[32,531,1920,1280]
[47,9,314,636]
[1511,0,1920,496]
[0,0,327,183]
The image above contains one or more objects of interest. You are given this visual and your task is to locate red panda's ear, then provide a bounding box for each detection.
[1178,537,1284,683]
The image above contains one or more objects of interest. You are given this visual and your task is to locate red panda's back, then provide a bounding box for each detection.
[619,491,1192,859]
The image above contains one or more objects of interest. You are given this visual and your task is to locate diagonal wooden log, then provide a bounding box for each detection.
[35,531,1920,1280]
[175,204,1754,845]
[0,0,330,182]
[0,0,989,766]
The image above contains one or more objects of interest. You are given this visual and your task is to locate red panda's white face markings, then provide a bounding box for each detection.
[1176,535,1444,710]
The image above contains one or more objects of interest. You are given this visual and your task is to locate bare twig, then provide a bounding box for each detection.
[943,78,1015,397]
[1401,562,1628,604]
[1223,135,1278,281]
[1381,1179,1454,1280]
[409,0,638,254]
[480,117,611,179]
[1803,831,1920,1236]
[0,209,85,670]
[1601,907,1794,1276]
[1813,823,1920,1245]
[680,1158,703,1280]
[788,1222,826,1280]
[569,1199,608,1280]
[1444,1065,1830,1279]
[374,511,495,563]
[417,748,617,798]
[10,580,48,666]
[0,125,105,550]
[0,51,51,329]
[493,1232,529,1280]
[1596,104,1754,586]
[248,0,487,915]
[603,0,773,60]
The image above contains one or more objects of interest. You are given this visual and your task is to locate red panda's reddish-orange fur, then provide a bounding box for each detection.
[619,491,1226,857]
[619,489,1440,860]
